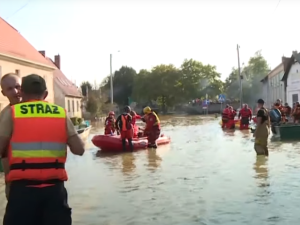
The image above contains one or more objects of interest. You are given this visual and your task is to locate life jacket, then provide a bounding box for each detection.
[228,110,236,120]
[105,117,115,128]
[240,108,251,118]
[121,114,132,131]
[222,108,229,119]
[151,112,160,127]
[6,101,68,183]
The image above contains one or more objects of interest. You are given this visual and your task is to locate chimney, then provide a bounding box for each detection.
[39,50,45,57]
[54,54,61,69]
[292,51,298,57]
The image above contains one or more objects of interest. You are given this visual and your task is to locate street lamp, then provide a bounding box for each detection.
[110,51,120,105]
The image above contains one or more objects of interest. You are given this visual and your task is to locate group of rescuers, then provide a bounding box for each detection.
[0,73,162,225]
[221,98,299,157]
[104,105,161,151]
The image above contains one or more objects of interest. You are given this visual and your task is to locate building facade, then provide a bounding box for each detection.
[0,17,55,109]
[40,52,82,118]
[285,59,300,106]
[261,57,290,107]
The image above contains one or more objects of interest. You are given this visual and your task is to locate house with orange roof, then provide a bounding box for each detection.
[39,51,82,118]
[0,17,56,108]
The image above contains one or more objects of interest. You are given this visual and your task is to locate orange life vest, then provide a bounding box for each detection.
[121,114,132,131]
[6,101,68,183]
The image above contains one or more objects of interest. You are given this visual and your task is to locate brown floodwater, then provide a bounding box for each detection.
[1,115,300,224]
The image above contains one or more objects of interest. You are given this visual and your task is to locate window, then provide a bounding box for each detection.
[77,101,79,112]
[67,100,70,112]
[72,100,75,113]
[292,94,298,103]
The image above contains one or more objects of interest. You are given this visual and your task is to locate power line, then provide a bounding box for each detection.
[274,0,282,11]
[5,0,32,20]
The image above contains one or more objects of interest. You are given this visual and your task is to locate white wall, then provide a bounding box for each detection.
[65,96,82,118]
[286,62,300,106]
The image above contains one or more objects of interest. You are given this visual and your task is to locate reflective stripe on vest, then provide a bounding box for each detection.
[7,101,68,182]
[152,112,160,126]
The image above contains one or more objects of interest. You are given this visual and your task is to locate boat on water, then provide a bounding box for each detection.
[92,134,171,152]
[75,120,92,140]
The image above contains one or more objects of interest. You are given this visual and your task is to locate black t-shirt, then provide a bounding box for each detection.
[257,107,268,124]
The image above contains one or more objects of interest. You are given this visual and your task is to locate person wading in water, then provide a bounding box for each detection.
[253,99,270,156]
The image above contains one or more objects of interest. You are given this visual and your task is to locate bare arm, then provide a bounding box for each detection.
[66,116,85,156]
[0,107,13,158]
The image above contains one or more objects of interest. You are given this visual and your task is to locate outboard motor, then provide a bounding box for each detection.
[269,109,281,134]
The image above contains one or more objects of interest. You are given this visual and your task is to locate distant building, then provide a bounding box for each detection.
[39,51,83,118]
[261,56,290,107]
[282,51,300,106]
[0,17,56,108]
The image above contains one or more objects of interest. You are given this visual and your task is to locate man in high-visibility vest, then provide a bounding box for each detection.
[0,74,85,225]
[0,73,22,199]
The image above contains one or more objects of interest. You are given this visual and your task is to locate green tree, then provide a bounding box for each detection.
[224,51,269,105]
[104,66,137,105]
[81,80,110,116]
[179,59,222,100]
[80,81,92,97]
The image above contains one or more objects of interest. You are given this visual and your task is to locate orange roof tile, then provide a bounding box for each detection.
[45,57,82,98]
[0,17,53,67]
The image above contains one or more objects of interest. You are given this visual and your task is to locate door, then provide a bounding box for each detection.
[292,93,299,103]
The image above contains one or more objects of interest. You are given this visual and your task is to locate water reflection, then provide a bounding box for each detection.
[121,153,136,174]
[147,149,162,170]
[253,156,269,188]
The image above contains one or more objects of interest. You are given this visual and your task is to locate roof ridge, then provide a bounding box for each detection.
[0,17,18,32]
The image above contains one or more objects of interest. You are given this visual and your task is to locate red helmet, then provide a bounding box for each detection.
[108,111,115,116]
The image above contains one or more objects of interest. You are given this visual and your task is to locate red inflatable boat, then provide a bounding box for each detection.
[91,134,171,151]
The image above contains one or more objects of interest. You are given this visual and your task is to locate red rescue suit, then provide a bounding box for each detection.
[131,113,142,138]
[104,117,116,135]
[227,108,236,129]
[222,107,230,128]
[239,108,252,129]
[144,112,161,145]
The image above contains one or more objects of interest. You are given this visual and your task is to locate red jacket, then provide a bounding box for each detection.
[222,108,229,119]
[145,113,160,131]
[239,108,252,119]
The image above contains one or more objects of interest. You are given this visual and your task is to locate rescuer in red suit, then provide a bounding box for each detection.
[227,106,236,129]
[143,106,161,148]
[221,104,230,128]
[116,106,133,151]
[238,104,252,129]
[104,111,116,135]
[130,110,142,138]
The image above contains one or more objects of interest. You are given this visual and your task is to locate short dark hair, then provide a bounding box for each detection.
[257,99,265,104]
[21,74,47,95]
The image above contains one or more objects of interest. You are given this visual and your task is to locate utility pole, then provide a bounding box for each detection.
[110,53,113,105]
[237,44,243,109]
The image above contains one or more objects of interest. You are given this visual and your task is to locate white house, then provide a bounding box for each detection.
[283,51,300,106]
[261,56,290,108]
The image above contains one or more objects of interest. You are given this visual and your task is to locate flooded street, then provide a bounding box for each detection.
[1,116,300,224]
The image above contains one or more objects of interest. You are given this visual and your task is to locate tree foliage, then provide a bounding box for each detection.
[96,52,269,112]
[80,81,109,116]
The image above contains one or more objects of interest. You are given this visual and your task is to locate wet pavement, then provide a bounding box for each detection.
[1,116,300,224]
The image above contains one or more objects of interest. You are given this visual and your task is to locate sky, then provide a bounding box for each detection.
[0,0,299,85]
